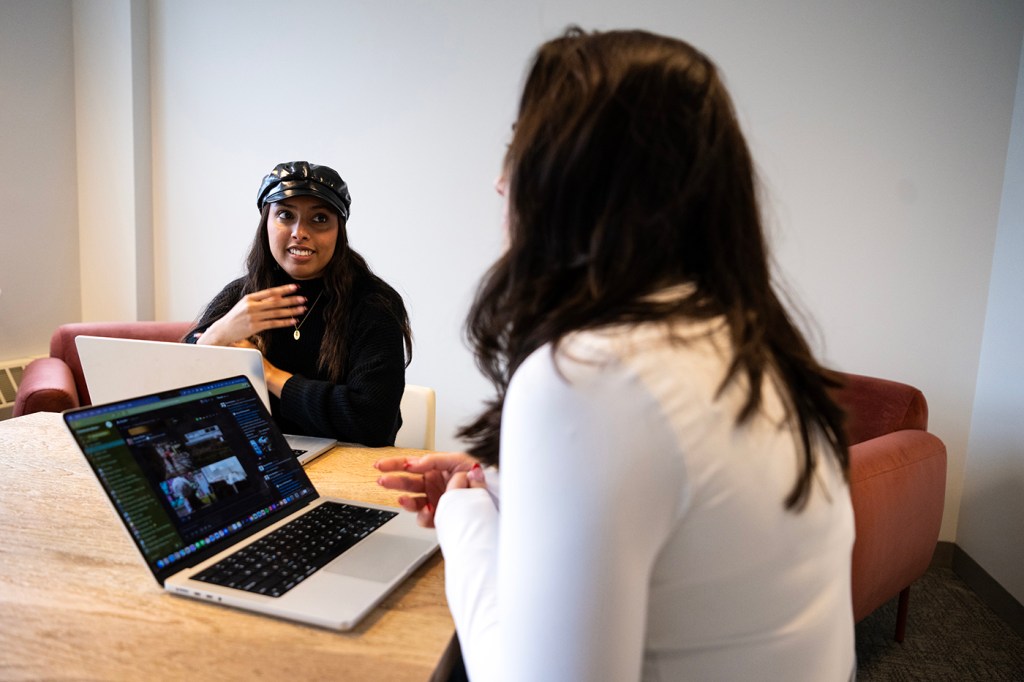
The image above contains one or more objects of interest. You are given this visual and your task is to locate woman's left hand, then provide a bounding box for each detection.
[375,452,485,528]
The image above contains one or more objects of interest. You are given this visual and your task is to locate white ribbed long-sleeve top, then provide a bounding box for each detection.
[436,318,855,682]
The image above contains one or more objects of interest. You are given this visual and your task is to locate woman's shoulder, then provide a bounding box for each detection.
[197,276,247,315]
[350,271,406,313]
[225,275,247,291]
[511,318,732,403]
[510,328,639,395]
[354,269,401,295]
[560,317,728,364]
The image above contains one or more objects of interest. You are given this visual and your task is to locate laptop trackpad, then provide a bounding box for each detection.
[324,535,436,582]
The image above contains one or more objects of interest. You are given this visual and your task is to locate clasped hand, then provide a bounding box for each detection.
[375,453,486,528]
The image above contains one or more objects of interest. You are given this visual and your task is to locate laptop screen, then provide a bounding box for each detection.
[64,375,318,584]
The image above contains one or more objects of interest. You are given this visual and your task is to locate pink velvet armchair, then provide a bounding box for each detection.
[13,321,193,417]
[830,372,947,642]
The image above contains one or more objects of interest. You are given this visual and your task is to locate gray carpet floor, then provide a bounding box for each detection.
[856,566,1024,680]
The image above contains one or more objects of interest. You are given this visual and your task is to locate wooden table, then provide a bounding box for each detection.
[0,412,455,681]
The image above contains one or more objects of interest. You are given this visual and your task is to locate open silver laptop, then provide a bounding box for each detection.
[63,375,438,631]
[76,335,336,465]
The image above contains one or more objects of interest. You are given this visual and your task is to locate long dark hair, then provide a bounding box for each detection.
[199,203,412,381]
[458,27,848,510]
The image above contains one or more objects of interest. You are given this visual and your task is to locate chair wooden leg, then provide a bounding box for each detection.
[894,586,910,643]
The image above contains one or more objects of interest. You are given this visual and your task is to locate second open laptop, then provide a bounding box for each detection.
[75,335,336,465]
[62,374,438,631]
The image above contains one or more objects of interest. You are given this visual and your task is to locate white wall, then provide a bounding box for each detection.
[144,0,1024,543]
[723,2,1024,544]
[958,40,1024,604]
[0,0,80,359]
[74,0,154,321]
[6,2,1024,563]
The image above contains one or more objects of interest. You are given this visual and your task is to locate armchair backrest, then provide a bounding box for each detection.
[49,321,193,405]
[395,384,437,450]
[828,372,929,445]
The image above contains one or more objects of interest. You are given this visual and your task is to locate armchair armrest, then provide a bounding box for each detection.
[12,357,80,416]
[849,429,947,621]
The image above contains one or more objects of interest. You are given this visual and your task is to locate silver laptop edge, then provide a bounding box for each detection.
[75,335,336,464]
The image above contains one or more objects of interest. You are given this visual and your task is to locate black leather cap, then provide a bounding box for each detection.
[257,161,351,221]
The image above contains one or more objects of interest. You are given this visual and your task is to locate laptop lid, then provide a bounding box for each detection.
[75,336,337,464]
[64,375,317,585]
[76,336,272,410]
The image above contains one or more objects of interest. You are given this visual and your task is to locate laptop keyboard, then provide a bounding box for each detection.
[193,501,397,598]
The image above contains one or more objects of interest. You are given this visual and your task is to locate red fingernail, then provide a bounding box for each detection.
[425,503,433,513]
[471,463,481,471]
[403,462,411,470]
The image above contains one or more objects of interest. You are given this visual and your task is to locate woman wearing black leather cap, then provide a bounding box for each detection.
[184,160,412,446]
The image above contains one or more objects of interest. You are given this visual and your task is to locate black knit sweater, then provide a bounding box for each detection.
[185,272,407,446]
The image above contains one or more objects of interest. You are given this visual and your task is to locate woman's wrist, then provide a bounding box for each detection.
[264,364,292,397]
[194,319,228,346]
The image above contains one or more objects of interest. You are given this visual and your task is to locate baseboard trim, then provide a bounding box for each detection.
[944,543,1024,639]
[931,540,955,568]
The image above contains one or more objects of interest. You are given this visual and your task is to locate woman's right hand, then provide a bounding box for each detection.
[375,453,485,528]
[194,284,307,346]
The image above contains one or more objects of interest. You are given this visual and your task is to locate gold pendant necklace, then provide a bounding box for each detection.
[293,291,324,341]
